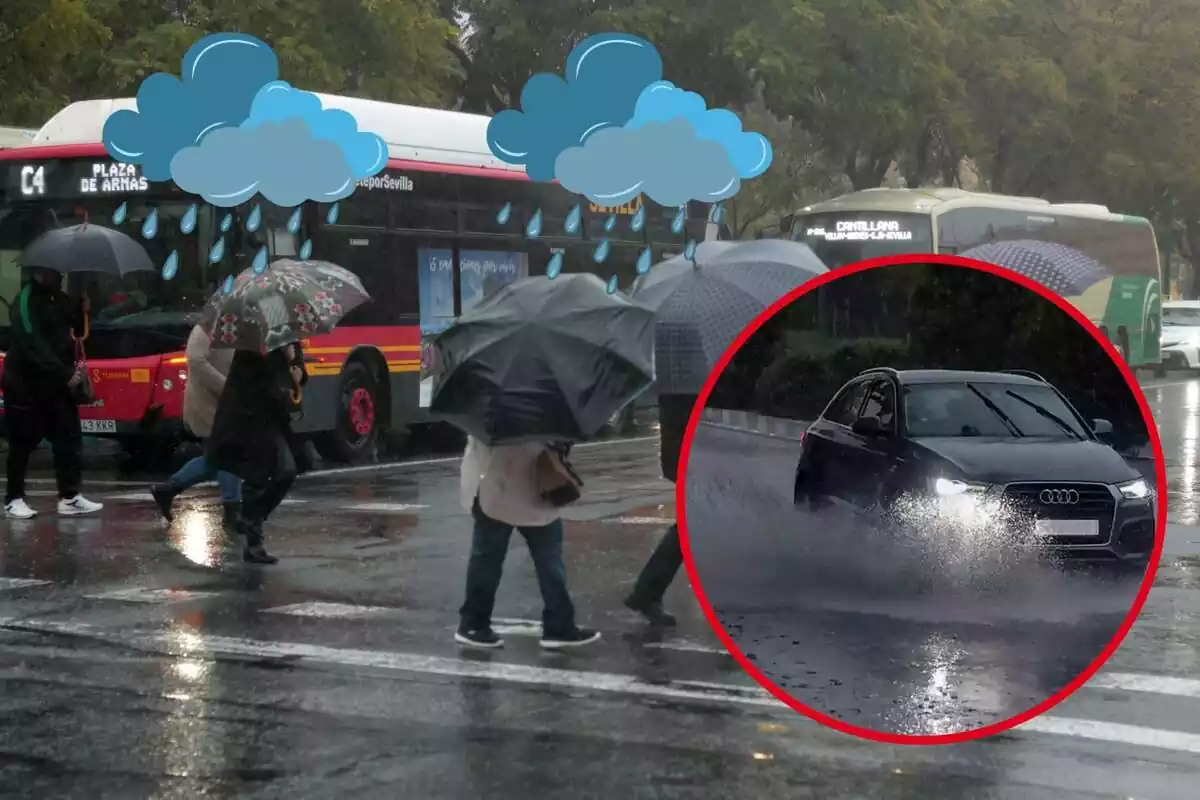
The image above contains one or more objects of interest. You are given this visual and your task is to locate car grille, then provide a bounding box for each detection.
[1002,483,1115,545]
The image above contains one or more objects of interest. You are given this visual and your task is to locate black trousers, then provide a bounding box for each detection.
[4,392,81,502]
[240,430,297,529]
[629,524,682,605]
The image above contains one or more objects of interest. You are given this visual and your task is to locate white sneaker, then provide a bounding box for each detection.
[58,495,103,516]
[5,498,38,520]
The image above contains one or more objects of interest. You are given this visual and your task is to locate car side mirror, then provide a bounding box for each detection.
[852,417,885,437]
[1092,418,1114,436]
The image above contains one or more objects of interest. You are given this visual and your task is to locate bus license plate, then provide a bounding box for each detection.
[1034,519,1099,537]
[80,419,117,434]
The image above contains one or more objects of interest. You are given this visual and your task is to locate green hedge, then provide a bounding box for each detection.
[754,338,911,420]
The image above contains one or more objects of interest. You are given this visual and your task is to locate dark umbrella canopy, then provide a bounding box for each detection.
[431,273,654,445]
[20,223,156,276]
[631,239,826,393]
[960,240,1111,297]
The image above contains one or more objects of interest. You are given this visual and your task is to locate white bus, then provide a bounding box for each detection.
[783,188,1164,369]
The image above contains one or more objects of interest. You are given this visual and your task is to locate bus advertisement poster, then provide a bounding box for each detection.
[459,250,529,314]
[418,247,455,408]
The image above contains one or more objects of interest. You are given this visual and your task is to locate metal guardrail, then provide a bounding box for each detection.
[699,408,810,441]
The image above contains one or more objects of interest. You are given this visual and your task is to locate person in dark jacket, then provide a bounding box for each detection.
[3,268,103,519]
[623,392,696,626]
[206,342,307,563]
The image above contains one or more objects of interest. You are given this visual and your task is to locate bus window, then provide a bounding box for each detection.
[791,211,934,268]
[394,171,460,233]
[936,207,1029,252]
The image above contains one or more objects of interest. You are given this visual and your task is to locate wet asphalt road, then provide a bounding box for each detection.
[0,378,1197,797]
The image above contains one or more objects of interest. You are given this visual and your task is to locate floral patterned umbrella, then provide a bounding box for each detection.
[203,259,369,353]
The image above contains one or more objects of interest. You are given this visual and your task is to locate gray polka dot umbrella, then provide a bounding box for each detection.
[631,239,827,394]
[959,240,1111,297]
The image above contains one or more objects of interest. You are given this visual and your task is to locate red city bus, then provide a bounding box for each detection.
[0,95,710,463]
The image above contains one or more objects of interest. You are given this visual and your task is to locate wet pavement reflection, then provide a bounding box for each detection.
[1,393,1200,797]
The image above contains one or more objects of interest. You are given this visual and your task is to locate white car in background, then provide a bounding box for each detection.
[1162,301,1200,370]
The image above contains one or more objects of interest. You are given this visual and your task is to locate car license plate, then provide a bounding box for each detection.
[80,419,117,434]
[1034,519,1099,537]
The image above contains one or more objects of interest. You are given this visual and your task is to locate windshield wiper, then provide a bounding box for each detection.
[1004,389,1082,440]
[965,383,1024,437]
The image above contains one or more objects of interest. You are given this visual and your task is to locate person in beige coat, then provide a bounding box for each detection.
[150,324,243,529]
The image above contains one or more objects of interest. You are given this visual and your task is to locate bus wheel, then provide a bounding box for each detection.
[1117,328,1131,363]
[315,362,381,464]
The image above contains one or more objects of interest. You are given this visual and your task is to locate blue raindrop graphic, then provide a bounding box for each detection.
[246,204,262,233]
[287,207,302,234]
[299,240,313,260]
[631,205,646,233]
[636,247,653,275]
[326,203,340,225]
[593,239,611,263]
[525,209,543,239]
[112,202,128,226]
[606,274,619,294]
[604,214,616,232]
[565,204,582,234]
[684,239,698,260]
[209,236,226,264]
[220,212,233,233]
[671,206,686,234]
[546,251,564,280]
[222,274,234,293]
[710,202,725,225]
[496,202,512,226]
[180,203,198,235]
[252,246,269,274]
[161,250,179,280]
[141,208,159,239]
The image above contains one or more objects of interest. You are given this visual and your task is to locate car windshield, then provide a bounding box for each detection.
[791,211,934,269]
[904,381,1089,440]
[1164,308,1200,327]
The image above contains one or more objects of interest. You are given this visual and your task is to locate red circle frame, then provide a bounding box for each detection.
[674,253,1169,745]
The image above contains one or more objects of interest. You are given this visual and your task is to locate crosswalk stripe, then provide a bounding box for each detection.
[1017,715,1200,754]
[83,588,221,603]
[0,578,51,591]
[605,516,676,525]
[265,602,394,619]
[1088,672,1200,698]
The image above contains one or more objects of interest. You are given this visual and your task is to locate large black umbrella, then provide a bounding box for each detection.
[631,239,826,394]
[431,273,654,445]
[20,223,156,276]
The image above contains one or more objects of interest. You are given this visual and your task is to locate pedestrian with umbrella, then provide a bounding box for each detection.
[623,239,826,626]
[4,222,156,520]
[432,273,654,648]
[204,260,368,563]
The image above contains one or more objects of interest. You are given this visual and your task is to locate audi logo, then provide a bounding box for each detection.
[1039,489,1080,505]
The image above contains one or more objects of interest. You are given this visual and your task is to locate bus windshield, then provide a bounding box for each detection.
[0,192,225,357]
[791,211,934,268]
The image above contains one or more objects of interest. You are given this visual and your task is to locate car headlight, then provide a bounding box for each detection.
[1118,478,1151,500]
[933,478,989,496]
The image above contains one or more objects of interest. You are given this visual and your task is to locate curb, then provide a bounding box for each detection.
[700,408,809,441]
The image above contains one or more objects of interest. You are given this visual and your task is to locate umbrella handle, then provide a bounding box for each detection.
[70,307,90,344]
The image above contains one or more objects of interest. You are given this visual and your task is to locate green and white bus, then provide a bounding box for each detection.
[783,188,1163,369]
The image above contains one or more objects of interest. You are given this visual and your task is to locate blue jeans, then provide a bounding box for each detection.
[169,454,242,502]
[459,500,575,638]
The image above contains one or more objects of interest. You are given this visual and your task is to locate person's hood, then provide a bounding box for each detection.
[912,436,1140,485]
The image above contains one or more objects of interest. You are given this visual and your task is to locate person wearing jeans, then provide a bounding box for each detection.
[456,436,600,650]
[151,324,242,530]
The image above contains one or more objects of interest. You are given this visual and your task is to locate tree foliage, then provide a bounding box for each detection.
[6,0,1200,290]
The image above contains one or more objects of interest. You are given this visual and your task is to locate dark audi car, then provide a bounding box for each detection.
[792,368,1155,561]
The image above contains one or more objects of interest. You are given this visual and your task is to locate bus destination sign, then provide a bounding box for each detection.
[804,219,914,242]
[5,159,151,200]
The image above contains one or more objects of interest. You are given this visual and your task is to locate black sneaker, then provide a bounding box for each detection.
[455,627,504,649]
[541,628,601,650]
[150,484,177,522]
[624,596,677,627]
